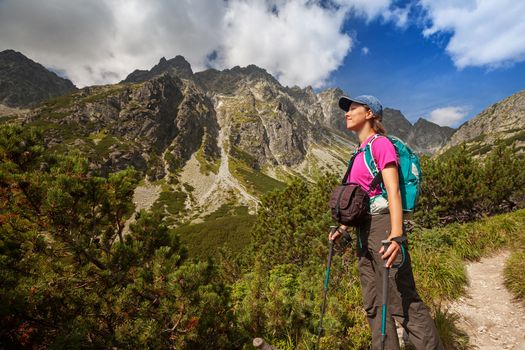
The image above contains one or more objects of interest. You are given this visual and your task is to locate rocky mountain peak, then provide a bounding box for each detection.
[122,55,193,83]
[382,108,414,141]
[407,117,455,154]
[195,64,281,95]
[0,49,77,107]
[1,49,26,60]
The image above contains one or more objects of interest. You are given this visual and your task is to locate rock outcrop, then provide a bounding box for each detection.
[440,90,525,155]
[23,74,219,178]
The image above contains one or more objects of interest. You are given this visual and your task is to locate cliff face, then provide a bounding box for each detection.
[0,49,77,107]
[440,90,525,155]
[22,73,219,179]
[408,118,455,155]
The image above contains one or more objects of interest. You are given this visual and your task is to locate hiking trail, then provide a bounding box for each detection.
[449,251,525,350]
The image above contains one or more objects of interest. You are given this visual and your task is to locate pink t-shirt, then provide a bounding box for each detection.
[347,134,398,197]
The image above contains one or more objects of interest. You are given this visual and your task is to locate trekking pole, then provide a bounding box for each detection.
[381,239,391,350]
[317,225,337,350]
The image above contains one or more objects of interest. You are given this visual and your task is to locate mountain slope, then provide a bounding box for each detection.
[439,90,525,156]
[0,49,77,107]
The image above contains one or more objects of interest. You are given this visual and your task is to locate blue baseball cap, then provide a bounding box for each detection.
[339,95,383,119]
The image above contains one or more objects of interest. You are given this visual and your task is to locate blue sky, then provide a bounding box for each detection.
[0,0,524,128]
[333,10,525,126]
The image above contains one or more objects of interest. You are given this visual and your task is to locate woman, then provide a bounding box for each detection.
[329,95,443,349]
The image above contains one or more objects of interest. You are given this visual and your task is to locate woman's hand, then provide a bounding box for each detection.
[379,240,400,268]
[328,226,346,241]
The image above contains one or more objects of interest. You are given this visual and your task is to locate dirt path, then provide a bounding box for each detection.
[449,252,525,349]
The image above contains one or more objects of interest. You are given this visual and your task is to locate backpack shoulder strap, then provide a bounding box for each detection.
[363,134,389,191]
[341,147,359,185]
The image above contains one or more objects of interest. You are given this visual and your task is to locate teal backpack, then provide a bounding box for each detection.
[360,134,422,213]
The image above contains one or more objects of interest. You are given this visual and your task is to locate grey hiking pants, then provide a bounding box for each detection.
[356,213,443,350]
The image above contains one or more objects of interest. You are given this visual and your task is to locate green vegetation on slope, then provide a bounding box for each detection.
[504,236,525,305]
[174,205,256,259]
[149,183,189,227]
[440,131,525,158]
[230,145,286,195]
[195,129,220,175]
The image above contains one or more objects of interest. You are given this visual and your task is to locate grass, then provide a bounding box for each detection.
[88,129,108,143]
[229,146,286,195]
[195,136,220,175]
[504,251,525,304]
[149,186,188,226]
[172,204,256,259]
[231,158,287,195]
[218,96,259,126]
[409,210,524,306]
[0,115,18,124]
[38,93,76,110]
[94,135,119,155]
[81,84,129,104]
[440,132,525,159]
[433,307,471,350]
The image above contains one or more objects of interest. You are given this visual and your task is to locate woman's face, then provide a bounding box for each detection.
[345,102,372,131]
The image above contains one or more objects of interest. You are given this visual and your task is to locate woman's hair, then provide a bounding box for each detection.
[364,106,387,134]
[372,117,387,135]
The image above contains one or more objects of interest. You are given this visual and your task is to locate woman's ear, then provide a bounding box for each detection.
[365,109,374,120]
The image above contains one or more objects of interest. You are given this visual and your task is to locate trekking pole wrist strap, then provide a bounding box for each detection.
[390,236,407,246]
[389,236,407,268]
[337,226,350,238]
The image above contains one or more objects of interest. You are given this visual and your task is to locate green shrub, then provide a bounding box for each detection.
[173,205,256,259]
[415,142,525,227]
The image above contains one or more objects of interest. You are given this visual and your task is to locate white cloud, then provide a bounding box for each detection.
[428,106,469,127]
[420,0,525,69]
[0,0,225,87]
[361,46,370,55]
[336,0,391,21]
[382,5,411,28]
[217,0,352,88]
[0,0,409,88]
